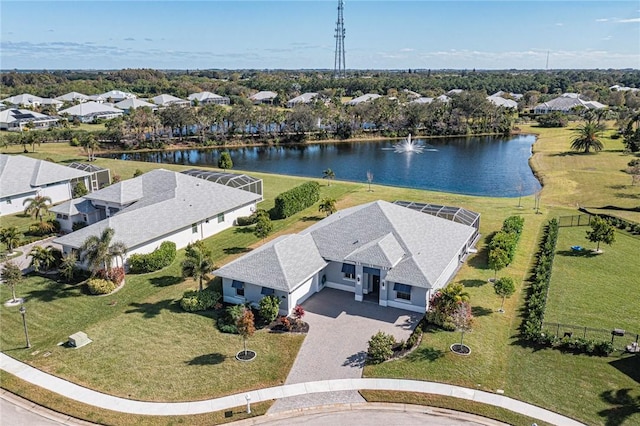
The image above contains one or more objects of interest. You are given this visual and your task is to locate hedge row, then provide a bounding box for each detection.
[489,215,525,263]
[273,181,320,219]
[128,242,176,274]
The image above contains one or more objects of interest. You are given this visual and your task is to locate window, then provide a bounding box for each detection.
[6,199,11,205]
[261,287,274,296]
[341,263,356,280]
[232,280,244,297]
[394,283,412,301]
[217,213,225,223]
[192,223,198,234]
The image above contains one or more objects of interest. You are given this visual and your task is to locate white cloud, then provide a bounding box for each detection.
[618,18,640,23]
[602,35,613,41]
[400,48,414,52]
[555,22,564,26]
[595,18,609,22]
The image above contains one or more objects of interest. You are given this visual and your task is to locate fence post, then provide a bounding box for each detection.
[584,327,587,339]
[557,323,560,337]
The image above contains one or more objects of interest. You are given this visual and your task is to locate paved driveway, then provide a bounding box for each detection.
[269,288,421,412]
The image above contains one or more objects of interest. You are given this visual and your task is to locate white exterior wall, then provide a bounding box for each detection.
[286,276,316,315]
[1,180,75,217]
[0,191,36,216]
[197,203,255,239]
[386,284,428,313]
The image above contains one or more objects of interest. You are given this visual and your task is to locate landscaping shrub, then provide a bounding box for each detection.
[258,295,281,323]
[217,304,246,333]
[404,317,426,349]
[128,241,177,274]
[367,331,396,364]
[180,290,220,312]
[87,278,116,295]
[537,112,568,128]
[488,215,525,266]
[236,209,270,226]
[72,221,88,231]
[97,267,125,285]
[273,181,320,219]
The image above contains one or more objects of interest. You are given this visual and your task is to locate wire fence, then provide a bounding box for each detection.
[543,321,639,347]
[558,214,593,228]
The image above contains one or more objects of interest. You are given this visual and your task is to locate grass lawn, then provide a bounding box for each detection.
[544,226,640,333]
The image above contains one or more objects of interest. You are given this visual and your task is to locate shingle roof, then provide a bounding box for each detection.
[54,169,261,250]
[151,94,189,106]
[0,109,57,126]
[55,92,89,102]
[287,93,318,106]
[50,198,96,216]
[188,92,226,102]
[249,91,278,101]
[99,90,136,100]
[345,94,381,105]
[114,98,157,110]
[0,154,90,198]
[1,94,43,106]
[487,95,518,108]
[215,234,327,292]
[59,101,123,117]
[344,233,405,268]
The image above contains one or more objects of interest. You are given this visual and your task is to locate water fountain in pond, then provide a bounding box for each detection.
[393,134,424,153]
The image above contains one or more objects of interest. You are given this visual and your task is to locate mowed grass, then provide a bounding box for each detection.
[544,226,640,332]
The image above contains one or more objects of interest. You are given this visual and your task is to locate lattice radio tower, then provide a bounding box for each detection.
[334,0,346,78]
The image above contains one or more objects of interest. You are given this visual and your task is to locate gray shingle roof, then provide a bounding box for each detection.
[50,198,95,216]
[215,234,327,292]
[54,169,261,250]
[344,233,405,268]
[114,98,156,110]
[59,101,123,117]
[0,154,90,198]
[55,92,89,102]
[151,94,189,106]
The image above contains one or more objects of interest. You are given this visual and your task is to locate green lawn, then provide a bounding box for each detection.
[544,226,640,333]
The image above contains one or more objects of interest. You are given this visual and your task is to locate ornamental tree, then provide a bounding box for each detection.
[493,276,516,313]
[586,216,616,252]
[236,308,256,356]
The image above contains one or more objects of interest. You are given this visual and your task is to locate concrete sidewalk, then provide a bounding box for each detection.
[0,353,584,425]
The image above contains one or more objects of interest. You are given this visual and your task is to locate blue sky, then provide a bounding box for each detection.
[1,1,639,70]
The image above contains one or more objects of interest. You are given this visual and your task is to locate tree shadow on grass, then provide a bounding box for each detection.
[460,279,486,288]
[223,247,252,255]
[24,282,83,303]
[557,249,598,258]
[615,192,640,200]
[149,275,183,287]
[343,351,366,368]
[186,353,226,365]
[466,233,493,270]
[471,306,494,317]
[125,299,180,318]
[301,216,322,222]
[406,346,444,362]
[598,388,640,426]
[234,227,255,234]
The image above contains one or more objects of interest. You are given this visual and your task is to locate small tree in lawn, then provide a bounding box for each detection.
[254,215,273,241]
[493,277,516,313]
[72,181,89,198]
[318,197,337,216]
[322,168,335,186]
[451,301,473,353]
[488,247,509,281]
[586,216,616,253]
[218,151,233,170]
[1,261,23,303]
[236,308,256,357]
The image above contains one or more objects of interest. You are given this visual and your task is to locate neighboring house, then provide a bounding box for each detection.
[0,109,59,131]
[344,94,382,106]
[286,93,318,108]
[610,85,640,92]
[114,98,158,111]
[1,93,43,108]
[59,101,124,123]
[0,154,91,217]
[99,90,137,102]
[188,92,230,105]
[446,89,464,96]
[534,93,606,114]
[39,98,64,110]
[487,95,518,109]
[181,169,263,200]
[150,94,191,108]
[402,89,422,100]
[67,162,111,191]
[249,91,278,105]
[86,95,106,103]
[491,91,523,101]
[54,169,261,264]
[216,200,479,315]
[55,92,90,103]
[410,95,450,105]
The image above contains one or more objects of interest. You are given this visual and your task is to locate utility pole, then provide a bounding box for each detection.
[334,0,346,78]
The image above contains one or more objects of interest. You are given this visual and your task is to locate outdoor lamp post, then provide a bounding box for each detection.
[245,393,251,414]
[19,305,31,349]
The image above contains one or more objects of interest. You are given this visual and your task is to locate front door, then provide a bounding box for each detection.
[372,275,380,297]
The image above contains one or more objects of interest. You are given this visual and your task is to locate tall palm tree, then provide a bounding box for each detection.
[80,227,127,275]
[322,168,335,186]
[0,227,21,252]
[23,195,52,222]
[181,241,214,292]
[318,198,337,216]
[571,121,605,153]
[82,134,100,161]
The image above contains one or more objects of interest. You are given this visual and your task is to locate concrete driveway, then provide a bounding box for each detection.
[269,288,421,412]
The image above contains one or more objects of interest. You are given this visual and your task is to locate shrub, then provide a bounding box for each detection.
[133,169,144,178]
[217,304,247,333]
[128,242,177,274]
[97,267,125,285]
[72,221,88,231]
[273,181,320,219]
[72,181,89,198]
[293,305,305,322]
[488,216,525,269]
[258,295,281,323]
[87,278,116,295]
[367,331,396,364]
[180,290,220,312]
[537,112,568,128]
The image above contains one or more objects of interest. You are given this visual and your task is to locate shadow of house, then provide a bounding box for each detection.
[610,355,640,384]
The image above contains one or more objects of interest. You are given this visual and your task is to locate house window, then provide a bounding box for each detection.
[341,263,356,280]
[232,280,244,297]
[394,283,412,301]
[217,213,225,223]
[5,199,11,205]
[192,223,198,234]
[261,287,274,296]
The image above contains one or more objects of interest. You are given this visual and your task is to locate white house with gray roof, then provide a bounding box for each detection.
[0,155,91,217]
[54,169,261,266]
[151,94,190,108]
[216,200,478,315]
[0,108,59,131]
[59,101,123,123]
[188,92,230,105]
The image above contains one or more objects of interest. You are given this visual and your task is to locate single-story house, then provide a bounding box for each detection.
[0,109,59,131]
[487,95,518,109]
[99,90,137,102]
[55,92,90,103]
[216,200,479,315]
[188,92,230,105]
[491,91,523,101]
[534,93,606,114]
[344,93,382,106]
[286,93,318,108]
[86,95,106,103]
[151,94,190,108]
[114,98,157,111]
[59,101,124,123]
[249,91,278,105]
[1,93,43,108]
[0,154,91,217]
[54,169,262,265]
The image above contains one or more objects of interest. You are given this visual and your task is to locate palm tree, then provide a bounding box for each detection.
[0,227,21,252]
[439,282,470,315]
[571,121,605,153]
[23,195,52,222]
[81,134,100,161]
[80,227,127,275]
[318,198,337,216]
[59,253,78,282]
[322,168,335,186]
[181,241,214,292]
[29,245,56,273]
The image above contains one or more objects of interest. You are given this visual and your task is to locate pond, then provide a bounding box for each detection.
[106,135,541,197]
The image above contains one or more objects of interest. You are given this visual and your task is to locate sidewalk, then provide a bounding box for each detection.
[0,353,584,425]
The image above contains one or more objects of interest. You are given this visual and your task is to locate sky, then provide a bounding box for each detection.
[1,1,639,70]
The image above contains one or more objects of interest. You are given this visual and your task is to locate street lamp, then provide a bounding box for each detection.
[245,393,251,414]
[19,304,31,349]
